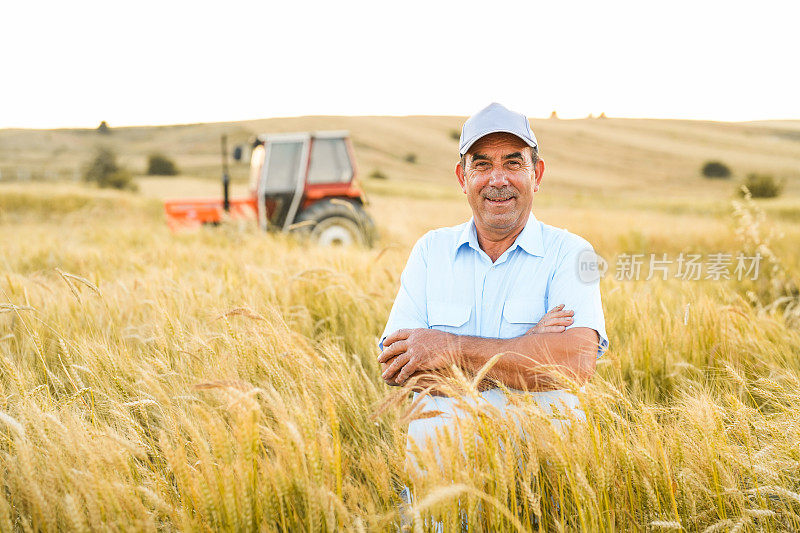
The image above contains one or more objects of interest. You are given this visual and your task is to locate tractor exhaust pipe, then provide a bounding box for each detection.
[221,134,230,212]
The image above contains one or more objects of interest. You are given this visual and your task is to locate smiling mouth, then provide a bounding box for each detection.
[485,196,515,204]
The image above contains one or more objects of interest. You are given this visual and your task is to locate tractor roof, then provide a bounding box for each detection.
[256,130,349,143]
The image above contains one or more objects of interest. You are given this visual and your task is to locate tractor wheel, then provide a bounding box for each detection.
[311,216,361,246]
[294,199,376,247]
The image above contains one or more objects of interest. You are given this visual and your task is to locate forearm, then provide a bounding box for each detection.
[379,326,599,393]
[454,328,599,391]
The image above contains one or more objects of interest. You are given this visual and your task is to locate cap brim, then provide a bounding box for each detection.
[459,128,538,156]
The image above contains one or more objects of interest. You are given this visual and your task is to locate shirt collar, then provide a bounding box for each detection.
[454,213,544,260]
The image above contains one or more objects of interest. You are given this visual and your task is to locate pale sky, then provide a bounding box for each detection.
[2,0,799,129]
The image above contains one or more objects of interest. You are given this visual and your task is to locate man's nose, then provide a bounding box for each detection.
[487,168,509,187]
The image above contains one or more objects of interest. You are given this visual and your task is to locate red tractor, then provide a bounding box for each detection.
[164,131,375,246]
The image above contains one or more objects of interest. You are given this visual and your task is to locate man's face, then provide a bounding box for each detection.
[455,132,545,235]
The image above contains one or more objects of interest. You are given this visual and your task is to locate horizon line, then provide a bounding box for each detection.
[3,113,800,132]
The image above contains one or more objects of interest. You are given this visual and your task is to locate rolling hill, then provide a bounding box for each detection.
[2,115,800,203]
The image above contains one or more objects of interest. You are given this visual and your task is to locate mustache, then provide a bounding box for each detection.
[482,186,517,200]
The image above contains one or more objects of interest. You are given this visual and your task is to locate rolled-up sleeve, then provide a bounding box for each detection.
[547,240,610,358]
[379,236,429,351]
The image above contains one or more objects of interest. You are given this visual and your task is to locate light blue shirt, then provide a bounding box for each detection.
[379,214,609,468]
[380,213,608,354]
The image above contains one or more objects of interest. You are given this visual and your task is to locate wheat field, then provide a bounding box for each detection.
[2,117,800,531]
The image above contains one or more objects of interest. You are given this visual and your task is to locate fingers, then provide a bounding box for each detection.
[381,352,412,383]
[540,315,574,327]
[526,324,567,335]
[538,325,567,333]
[383,328,411,347]
[525,305,576,335]
[396,357,419,384]
[539,307,574,326]
[381,362,403,386]
[378,340,408,363]
[381,360,403,387]
[544,308,574,319]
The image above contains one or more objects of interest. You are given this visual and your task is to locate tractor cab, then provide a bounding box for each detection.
[164,131,375,246]
[247,131,362,231]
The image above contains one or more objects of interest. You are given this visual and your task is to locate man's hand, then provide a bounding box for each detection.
[527,304,574,334]
[378,328,460,385]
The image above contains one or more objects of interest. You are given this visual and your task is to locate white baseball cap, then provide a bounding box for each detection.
[459,102,538,156]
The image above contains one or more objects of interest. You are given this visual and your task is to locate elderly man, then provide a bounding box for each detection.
[378,103,609,472]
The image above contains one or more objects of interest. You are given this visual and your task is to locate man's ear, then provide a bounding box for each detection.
[455,162,467,193]
[533,159,545,193]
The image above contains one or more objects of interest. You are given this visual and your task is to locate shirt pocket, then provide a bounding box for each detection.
[428,301,471,334]
[501,297,545,338]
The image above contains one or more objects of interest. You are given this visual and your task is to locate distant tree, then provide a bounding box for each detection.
[449,129,461,141]
[104,168,136,191]
[97,121,111,135]
[84,147,137,191]
[598,112,607,119]
[549,110,558,119]
[740,173,782,198]
[147,153,179,176]
[84,147,117,184]
[702,160,731,179]
[404,153,418,164]
[369,169,388,180]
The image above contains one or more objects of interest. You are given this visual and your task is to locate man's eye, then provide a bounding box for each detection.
[507,161,521,168]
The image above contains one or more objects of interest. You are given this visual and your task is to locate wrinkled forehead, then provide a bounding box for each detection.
[466,132,531,160]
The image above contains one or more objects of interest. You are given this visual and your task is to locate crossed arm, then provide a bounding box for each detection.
[378,306,600,394]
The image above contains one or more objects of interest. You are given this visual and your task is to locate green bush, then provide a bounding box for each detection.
[740,173,782,198]
[84,147,117,184]
[368,169,387,180]
[404,153,417,164]
[702,160,731,179]
[105,169,137,191]
[146,153,179,176]
[449,129,461,141]
[83,147,138,191]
